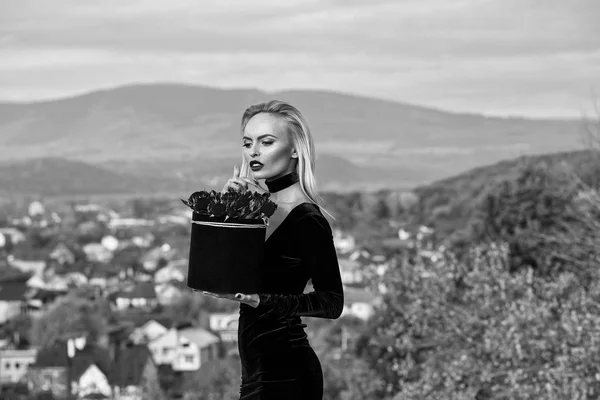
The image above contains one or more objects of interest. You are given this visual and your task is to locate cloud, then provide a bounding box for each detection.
[0,0,599,117]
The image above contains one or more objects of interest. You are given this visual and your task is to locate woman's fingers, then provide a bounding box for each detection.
[202,291,236,300]
[240,178,264,192]
[222,165,242,193]
[231,178,248,191]
[222,174,265,194]
[201,291,259,307]
[222,178,245,193]
[235,293,260,308]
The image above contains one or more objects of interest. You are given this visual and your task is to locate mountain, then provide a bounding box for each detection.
[0,83,588,193]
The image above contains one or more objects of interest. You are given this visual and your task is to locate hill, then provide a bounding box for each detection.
[0,83,587,192]
[0,155,410,197]
[412,149,600,237]
[0,158,167,197]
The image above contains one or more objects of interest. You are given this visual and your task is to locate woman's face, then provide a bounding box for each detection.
[242,112,297,181]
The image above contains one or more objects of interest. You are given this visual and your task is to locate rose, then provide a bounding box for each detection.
[182,189,277,220]
[211,202,227,218]
[236,192,252,208]
[221,191,238,204]
[181,191,211,214]
[260,201,277,218]
[226,205,240,219]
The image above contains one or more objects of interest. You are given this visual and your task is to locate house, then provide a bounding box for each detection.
[0,228,26,245]
[89,276,108,289]
[209,313,239,343]
[341,287,378,321]
[154,259,187,285]
[372,254,387,263]
[155,282,184,306]
[48,243,76,266]
[25,287,68,318]
[109,218,154,230]
[129,320,169,345]
[415,225,436,249]
[333,229,356,254]
[157,214,189,226]
[147,328,179,366]
[148,327,220,371]
[0,348,38,384]
[28,342,112,399]
[100,235,119,252]
[0,277,29,324]
[111,344,163,400]
[28,201,45,217]
[74,203,119,222]
[82,243,114,263]
[72,363,112,399]
[140,245,179,272]
[113,282,158,311]
[44,275,70,291]
[176,327,220,371]
[130,235,153,248]
[8,259,46,277]
[27,274,46,289]
[338,257,365,286]
[349,249,372,265]
[65,272,88,286]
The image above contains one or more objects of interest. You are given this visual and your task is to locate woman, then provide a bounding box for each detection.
[203,100,344,399]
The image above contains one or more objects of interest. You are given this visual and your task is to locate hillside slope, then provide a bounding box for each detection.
[413,149,600,236]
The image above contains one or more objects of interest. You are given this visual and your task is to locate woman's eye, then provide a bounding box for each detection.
[262,141,273,146]
[242,143,251,148]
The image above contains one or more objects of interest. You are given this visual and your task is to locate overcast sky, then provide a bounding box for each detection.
[1,0,599,117]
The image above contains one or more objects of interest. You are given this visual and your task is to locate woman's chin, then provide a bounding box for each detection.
[250,170,270,180]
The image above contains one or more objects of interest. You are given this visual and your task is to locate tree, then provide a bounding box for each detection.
[163,291,236,329]
[182,359,240,400]
[111,246,144,273]
[470,161,580,275]
[31,294,108,348]
[363,241,600,399]
[131,198,153,219]
[0,314,32,348]
[372,198,391,220]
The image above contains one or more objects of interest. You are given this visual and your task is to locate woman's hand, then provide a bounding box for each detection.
[201,291,260,308]
[222,165,266,194]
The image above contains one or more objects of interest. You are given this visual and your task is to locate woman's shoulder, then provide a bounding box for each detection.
[290,201,322,218]
[292,202,332,235]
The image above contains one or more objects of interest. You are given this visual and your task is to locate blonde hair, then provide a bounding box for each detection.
[239,100,334,220]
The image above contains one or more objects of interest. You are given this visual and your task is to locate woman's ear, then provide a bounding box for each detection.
[291,149,298,158]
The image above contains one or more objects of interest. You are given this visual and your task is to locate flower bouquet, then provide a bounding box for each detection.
[181,190,277,294]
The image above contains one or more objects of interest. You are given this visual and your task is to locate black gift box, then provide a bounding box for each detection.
[187,212,267,294]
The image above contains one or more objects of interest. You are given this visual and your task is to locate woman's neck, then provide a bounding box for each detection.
[265,171,299,193]
[265,171,307,204]
[270,182,301,204]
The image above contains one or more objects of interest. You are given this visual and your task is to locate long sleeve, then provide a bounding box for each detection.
[258,213,344,319]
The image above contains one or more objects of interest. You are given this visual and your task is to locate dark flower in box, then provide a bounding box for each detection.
[181,189,277,294]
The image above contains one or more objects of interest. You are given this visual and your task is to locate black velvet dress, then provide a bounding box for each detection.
[238,202,344,399]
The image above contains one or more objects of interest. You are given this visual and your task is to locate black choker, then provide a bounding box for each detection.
[265,172,299,193]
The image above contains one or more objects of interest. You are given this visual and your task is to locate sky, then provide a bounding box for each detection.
[1,0,599,118]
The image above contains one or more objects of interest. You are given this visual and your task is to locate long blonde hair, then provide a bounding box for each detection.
[239,100,334,220]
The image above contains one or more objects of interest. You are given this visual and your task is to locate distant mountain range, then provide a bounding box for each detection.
[0,83,589,196]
